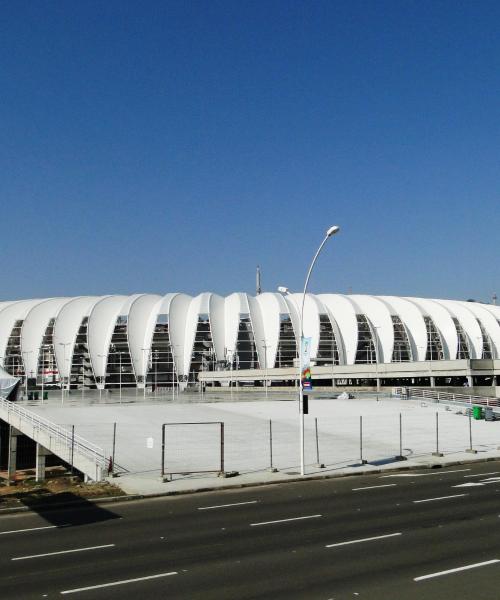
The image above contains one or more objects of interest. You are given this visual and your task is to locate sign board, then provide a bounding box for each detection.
[301,337,313,391]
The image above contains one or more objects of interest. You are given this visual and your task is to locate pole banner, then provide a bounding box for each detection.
[301,337,313,390]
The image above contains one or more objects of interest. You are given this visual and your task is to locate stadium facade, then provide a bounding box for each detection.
[0,293,499,392]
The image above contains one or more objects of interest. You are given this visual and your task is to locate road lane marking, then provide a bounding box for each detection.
[326,532,402,548]
[60,571,178,594]
[414,559,500,581]
[250,515,322,527]
[464,471,500,478]
[352,484,397,491]
[454,477,500,488]
[198,501,259,510]
[0,525,62,535]
[12,544,115,561]
[413,494,467,503]
[382,469,471,478]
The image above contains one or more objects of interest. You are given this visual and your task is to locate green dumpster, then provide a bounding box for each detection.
[473,406,483,420]
[28,392,33,401]
[34,391,39,401]
[43,391,48,400]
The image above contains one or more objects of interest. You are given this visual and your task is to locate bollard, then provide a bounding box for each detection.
[432,411,443,457]
[70,425,75,474]
[111,422,118,476]
[315,417,325,468]
[268,419,278,472]
[466,409,477,453]
[396,413,406,461]
[360,415,367,464]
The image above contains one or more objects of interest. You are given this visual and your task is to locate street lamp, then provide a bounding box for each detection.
[261,340,270,399]
[21,350,33,397]
[278,224,340,476]
[58,343,71,404]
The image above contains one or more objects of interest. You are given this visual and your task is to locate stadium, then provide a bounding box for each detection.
[0,292,498,394]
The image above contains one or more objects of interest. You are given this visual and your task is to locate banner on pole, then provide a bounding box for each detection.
[301,337,313,390]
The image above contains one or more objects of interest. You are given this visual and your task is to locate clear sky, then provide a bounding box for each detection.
[2,1,499,302]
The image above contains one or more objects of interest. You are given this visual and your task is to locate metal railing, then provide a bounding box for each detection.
[393,387,500,409]
[0,397,106,470]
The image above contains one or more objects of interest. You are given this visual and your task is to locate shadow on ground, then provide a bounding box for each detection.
[2,490,120,527]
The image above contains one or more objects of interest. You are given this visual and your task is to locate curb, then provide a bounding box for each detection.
[0,455,498,515]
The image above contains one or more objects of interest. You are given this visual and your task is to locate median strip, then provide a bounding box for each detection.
[413,494,467,503]
[326,532,402,548]
[250,515,322,527]
[60,571,178,594]
[12,544,115,561]
[414,559,500,581]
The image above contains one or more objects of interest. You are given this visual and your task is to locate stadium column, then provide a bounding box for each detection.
[35,444,51,482]
[7,426,22,484]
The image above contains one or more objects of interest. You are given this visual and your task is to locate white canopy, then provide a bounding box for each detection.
[0,366,19,400]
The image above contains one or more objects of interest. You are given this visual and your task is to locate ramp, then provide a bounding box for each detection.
[0,398,105,481]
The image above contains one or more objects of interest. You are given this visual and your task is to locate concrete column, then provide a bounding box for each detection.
[7,427,22,484]
[467,375,473,387]
[430,376,436,387]
[35,444,51,482]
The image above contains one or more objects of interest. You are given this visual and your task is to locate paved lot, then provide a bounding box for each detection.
[2,460,500,598]
[18,391,500,495]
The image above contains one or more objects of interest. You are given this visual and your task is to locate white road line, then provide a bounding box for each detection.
[250,515,322,527]
[0,525,60,535]
[198,501,259,510]
[414,559,500,581]
[326,532,402,548]
[464,471,500,478]
[60,571,178,594]
[12,544,115,561]
[413,494,467,503]
[382,469,471,478]
[352,484,397,491]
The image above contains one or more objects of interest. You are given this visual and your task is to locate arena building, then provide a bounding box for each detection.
[0,293,499,393]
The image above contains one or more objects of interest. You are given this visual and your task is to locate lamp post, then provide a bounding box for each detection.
[279,224,340,476]
[141,347,149,399]
[22,350,33,397]
[97,353,107,400]
[261,340,269,399]
[58,343,70,404]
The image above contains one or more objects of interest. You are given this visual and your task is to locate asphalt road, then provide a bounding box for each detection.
[3,461,500,599]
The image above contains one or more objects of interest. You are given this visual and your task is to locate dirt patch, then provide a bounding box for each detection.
[0,468,124,509]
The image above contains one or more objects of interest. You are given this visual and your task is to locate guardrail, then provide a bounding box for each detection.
[393,387,500,408]
[0,397,106,479]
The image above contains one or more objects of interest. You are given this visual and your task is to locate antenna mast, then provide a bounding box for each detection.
[256,265,262,295]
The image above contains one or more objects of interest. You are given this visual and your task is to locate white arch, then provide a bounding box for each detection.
[458,301,500,358]
[406,297,458,359]
[378,296,426,361]
[433,300,483,359]
[127,294,162,380]
[0,299,46,367]
[317,294,358,365]
[349,295,394,363]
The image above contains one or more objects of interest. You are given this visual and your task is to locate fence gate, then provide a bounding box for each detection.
[161,421,224,478]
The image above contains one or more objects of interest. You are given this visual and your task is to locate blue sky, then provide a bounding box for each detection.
[1,1,499,302]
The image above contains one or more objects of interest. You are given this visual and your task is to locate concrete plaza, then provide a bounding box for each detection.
[15,389,500,495]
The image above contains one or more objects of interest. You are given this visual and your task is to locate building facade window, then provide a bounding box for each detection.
[316,314,340,365]
[37,318,62,387]
[147,313,176,388]
[355,315,376,364]
[391,316,412,362]
[274,314,297,368]
[452,317,470,359]
[104,315,136,388]
[189,313,213,383]
[424,316,444,360]
[477,319,493,359]
[4,320,25,378]
[233,313,259,370]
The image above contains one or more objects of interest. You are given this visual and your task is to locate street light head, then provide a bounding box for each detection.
[277,286,290,294]
[326,225,340,237]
